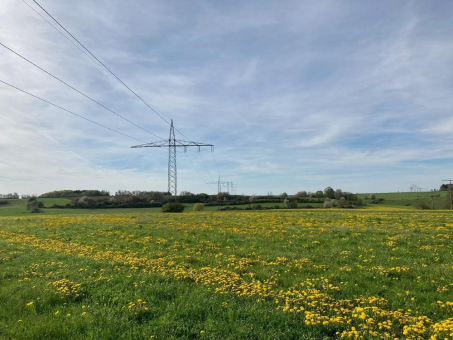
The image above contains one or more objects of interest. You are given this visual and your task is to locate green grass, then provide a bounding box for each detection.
[1,190,449,219]
[358,191,448,209]
[0,209,452,339]
[0,199,324,217]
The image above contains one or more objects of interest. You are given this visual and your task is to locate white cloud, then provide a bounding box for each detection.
[0,0,452,195]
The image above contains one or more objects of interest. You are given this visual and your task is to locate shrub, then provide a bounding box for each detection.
[285,200,298,209]
[0,200,8,206]
[26,197,43,212]
[162,203,185,213]
[415,200,430,210]
[193,203,204,211]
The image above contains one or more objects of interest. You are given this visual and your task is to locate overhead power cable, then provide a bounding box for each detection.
[183,152,215,191]
[0,79,146,143]
[31,2,166,123]
[211,151,221,177]
[30,0,196,143]
[198,152,215,182]
[0,42,164,140]
[26,0,219,190]
[19,0,102,69]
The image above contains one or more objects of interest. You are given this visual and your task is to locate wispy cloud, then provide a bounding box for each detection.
[1,0,452,195]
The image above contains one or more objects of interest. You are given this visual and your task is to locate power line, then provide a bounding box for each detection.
[0,42,164,140]
[182,148,215,183]
[19,0,102,69]
[183,151,215,191]
[211,151,221,177]
[27,0,220,188]
[30,0,197,144]
[31,1,168,122]
[197,151,215,182]
[0,79,146,143]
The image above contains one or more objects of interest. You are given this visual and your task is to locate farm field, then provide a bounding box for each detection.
[0,199,323,217]
[358,191,448,210]
[0,210,452,339]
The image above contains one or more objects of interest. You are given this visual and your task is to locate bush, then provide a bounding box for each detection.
[162,203,185,213]
[26,197,43,212]
[285,200,298,209]
[415,200,430,210]
[0,200,8,206]
[323,201,332,208]
[193,203,204,211]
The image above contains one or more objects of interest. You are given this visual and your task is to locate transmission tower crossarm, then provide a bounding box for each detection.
[131,141,213,148]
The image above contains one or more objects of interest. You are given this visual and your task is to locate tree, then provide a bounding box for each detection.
[440,184,449,191]
[285,199,298,209]
[313,191,324,198]
[180,191,194,196]
[280,192,288,199]
[335,189,343,200]
[324,187,335,199]
[26,197,42,213]
[294,191,308,198]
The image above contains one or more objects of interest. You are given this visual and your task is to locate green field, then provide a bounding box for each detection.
[0,208,452,339]
[0,199,324,217]
[358,191,448,209]
[1,191,450,217]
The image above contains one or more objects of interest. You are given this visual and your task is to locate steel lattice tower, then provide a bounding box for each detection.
[168,120,177,196]
[132,120,213,197]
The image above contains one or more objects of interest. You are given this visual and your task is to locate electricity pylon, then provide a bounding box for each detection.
[209,176,235,209]
[209,177,234,194]
[131,120,213,197]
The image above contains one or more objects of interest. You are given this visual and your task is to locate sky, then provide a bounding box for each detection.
[1,0,452,196]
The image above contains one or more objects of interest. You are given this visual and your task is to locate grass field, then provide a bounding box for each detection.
[0,209,452,339]
[359,191,448,210]
[1,190,449,218]
[0,199,324,217]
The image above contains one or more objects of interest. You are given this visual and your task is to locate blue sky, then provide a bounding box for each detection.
[1,0,452,195]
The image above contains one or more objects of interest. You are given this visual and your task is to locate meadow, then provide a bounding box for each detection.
[0,209,452,339]
[357,191,448,210]
[0,198,325,217]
